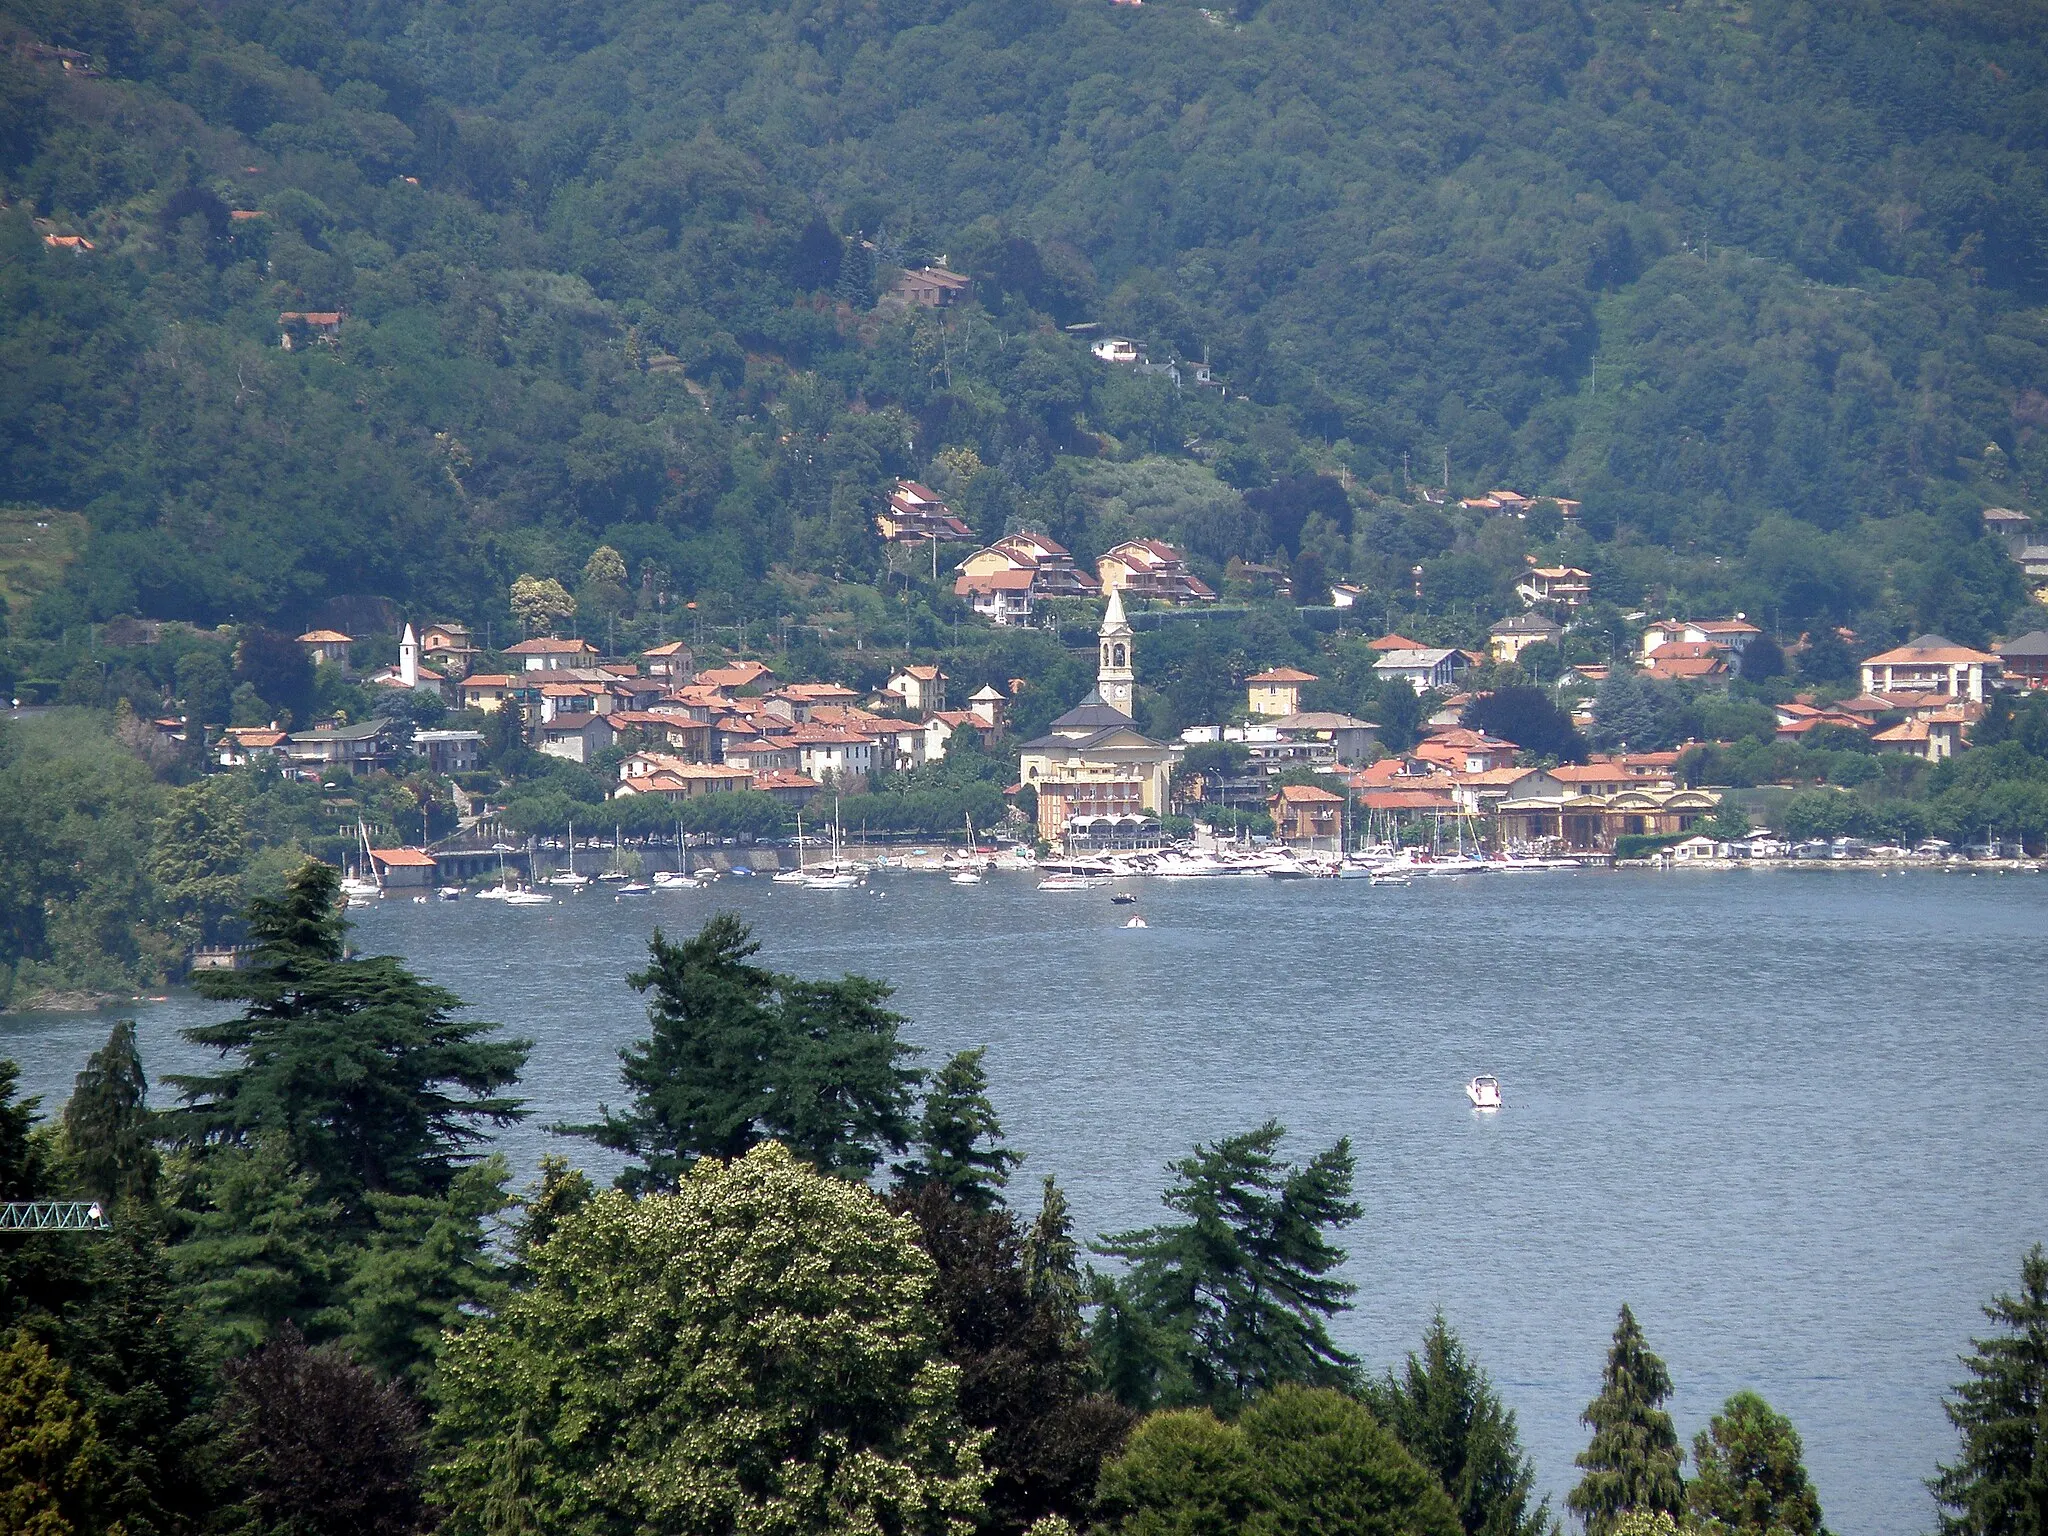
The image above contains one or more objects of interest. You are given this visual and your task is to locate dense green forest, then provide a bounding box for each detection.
[9,883,2041,1535]
[3,0,2047,689]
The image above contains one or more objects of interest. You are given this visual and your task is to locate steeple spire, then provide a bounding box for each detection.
[1098,587,1134,717]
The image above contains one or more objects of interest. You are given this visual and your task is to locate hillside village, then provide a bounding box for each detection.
[126,475,2048,882]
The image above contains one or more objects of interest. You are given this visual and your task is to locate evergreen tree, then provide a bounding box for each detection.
[0,1328,110,1536]
[342,1157,516,1387]
[894,1182,1137,1534]
[2,1062,217,1536]
[63,1019,158,1209]
[1568,1305,1686,1535]
[1024,1176,1085,1332]
[1590,668,1665,753]
[898,1047,1022,1209]
[1092,1119,1361,1412]
[167,1135,353,1353]
[566,915,920,1189]
[1377,1313,1554,1536]
[1933,1243,2048,1536]
[1687,1391,1826,1536]
[217,1324,425,1536]
[164,860,529,1216]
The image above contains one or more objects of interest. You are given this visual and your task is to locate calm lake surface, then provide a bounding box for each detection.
[7,866,2045,1534]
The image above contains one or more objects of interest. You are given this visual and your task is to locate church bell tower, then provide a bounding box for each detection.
[1098,586,1135,717]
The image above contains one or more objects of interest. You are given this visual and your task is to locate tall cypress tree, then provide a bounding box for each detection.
[1933,1243,2048,1536]
[566,915,920,1189]
[1377,1313,1553,1536]
[897,1047,1022,1209]
[64,1019,158,1208]
[164,861,529,1217]
[1568,1304,1685,1535]
[1093,1119,1361,1412]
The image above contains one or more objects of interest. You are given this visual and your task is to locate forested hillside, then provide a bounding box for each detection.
[2,0,2046,671]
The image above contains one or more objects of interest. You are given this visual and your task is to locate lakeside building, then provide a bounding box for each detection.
[1493,786,1722,851]
[1270,784,1345,851]
[1016,597,1177,849]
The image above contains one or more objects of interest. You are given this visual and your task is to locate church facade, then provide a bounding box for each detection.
[1015,589,1178,849]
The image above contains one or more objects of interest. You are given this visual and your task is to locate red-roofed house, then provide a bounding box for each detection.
[695,659,774,691]
[1097,539,1216,605]
[368,848,439,889]
[1269,783,1346,851]
[1860,635,1999,702]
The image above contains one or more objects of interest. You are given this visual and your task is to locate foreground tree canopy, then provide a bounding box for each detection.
[431,1141,990,1535]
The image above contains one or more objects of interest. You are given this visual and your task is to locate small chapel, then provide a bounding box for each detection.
[1014,589,1178,850]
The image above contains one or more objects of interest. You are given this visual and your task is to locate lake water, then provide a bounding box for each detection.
[7,865,2045,1535]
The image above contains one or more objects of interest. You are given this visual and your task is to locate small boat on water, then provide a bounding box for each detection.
[437,888,460,901]
[502,889,553,906]
[1123,915,1149,928]
[1111,892,1137,905]
[1466,1074,1502,1111]
[950,869,984,885]
[616,882,651,897]
[1038,873,1108,891]
[651,870,692,889]
[1369,871,1412,887]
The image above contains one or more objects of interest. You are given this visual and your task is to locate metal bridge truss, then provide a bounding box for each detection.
[0,1201,109,1232]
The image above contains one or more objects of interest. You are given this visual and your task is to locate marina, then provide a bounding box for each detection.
[4,867,2043,1536]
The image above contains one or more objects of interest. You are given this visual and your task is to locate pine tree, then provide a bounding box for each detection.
[1687,1391,1825,1536]
[1378,1313,1554,1536]
[164,860,529,1216]
[0,1328,109,1536]
[1568,1304,1686,1535]
[342,1157,517,1386]
[565,915,920,1189]
[63,1019,158,1209]
[168,1134,353,1354]
[1024,1176,1084,1331]
[1093,1119,1361,1412]
[1933,1243,2048,1536]
[898,1047,1022,1209]
[894,1181,1136,1534]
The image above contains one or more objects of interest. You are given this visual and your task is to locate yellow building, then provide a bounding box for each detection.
[1245,666,1318,718]
[1016,596,1176,849]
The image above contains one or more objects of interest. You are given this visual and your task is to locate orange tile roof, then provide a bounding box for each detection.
[369,848,438,868]
[1246,667,1320,684]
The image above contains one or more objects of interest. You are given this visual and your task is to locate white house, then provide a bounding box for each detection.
[1372,648,1470,694]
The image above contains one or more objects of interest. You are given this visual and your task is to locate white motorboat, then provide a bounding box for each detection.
[799,866,865,889]
[502,889,553,906]
[1369,870,1412,887]
[437,887,461,901]
[950,869,984,885]
[616,882,651,896]
[651,870,692,889]
[1465,1074,1502,1111]
[545,871,589,888]
[1037,873,1108,891]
